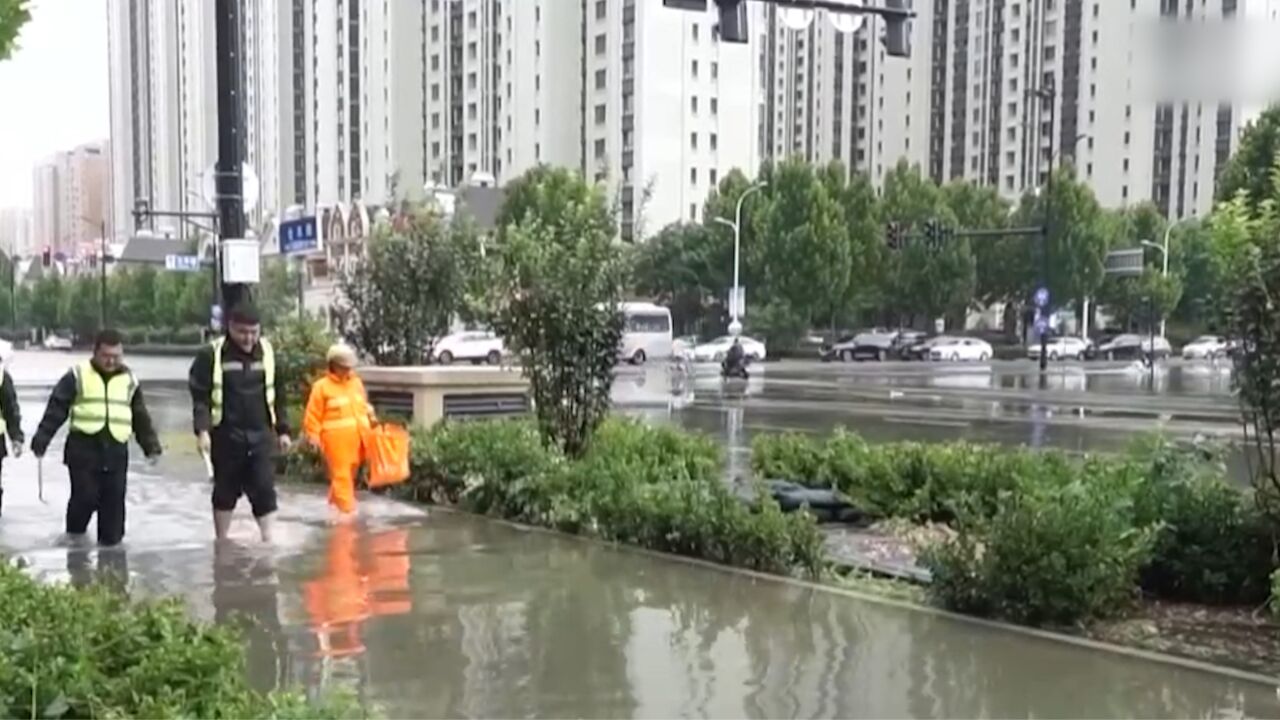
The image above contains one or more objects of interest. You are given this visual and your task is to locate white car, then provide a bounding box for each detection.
[43,334,72,351]
[929,337,994,362]
[672,335,698,362]
[432,331,505,365]
[1181,335,1231,360]
[693,335,767,363]
[1028,336,1091,361]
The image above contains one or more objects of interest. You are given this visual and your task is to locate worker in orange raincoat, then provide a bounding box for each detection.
[304,344,375,515]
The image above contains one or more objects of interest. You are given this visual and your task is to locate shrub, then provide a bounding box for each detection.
[1271,569,1280,619]
[751,432,828,485]
[273,314,335,406]
[1129,437,1276,604]
[923,477,1154,627]
[277,442,327,486]
[0,563,361,719]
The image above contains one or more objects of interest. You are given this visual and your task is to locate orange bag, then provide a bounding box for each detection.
[365,423,411,488]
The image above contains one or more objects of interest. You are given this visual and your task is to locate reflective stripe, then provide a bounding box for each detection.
[321,417,360,431]
[326,396,351,407]
[210,338,277,428]
[70,362,136,443]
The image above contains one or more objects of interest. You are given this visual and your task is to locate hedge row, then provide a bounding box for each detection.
[753,430,1278,625]
[0,562,363,719]
[284,419,825,577]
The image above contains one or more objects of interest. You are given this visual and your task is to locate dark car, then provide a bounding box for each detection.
[894,331,932,360]
[820,329,921,362]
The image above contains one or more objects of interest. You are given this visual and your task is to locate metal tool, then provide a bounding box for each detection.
[201,450,215,482]
[37,457,46,504]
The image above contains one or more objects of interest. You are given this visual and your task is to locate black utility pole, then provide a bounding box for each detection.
[99,220,108,329]
[1033,78,1056,374]
[215,0,248,312]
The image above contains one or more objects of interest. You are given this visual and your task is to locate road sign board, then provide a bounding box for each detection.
[164,254,203,272]
[279,216,321,255]
[1034,287,1050,308]
[1105,249,1145,276]
[729,286,747,318]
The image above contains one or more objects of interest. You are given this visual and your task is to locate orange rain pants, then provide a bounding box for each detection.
[304,372,375,513]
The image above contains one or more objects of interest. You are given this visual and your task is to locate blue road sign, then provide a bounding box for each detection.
[1034,287,1050,308]
[280,216,320,255]
[164,254,202,272]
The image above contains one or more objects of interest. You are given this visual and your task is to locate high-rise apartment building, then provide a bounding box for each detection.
[30,142,109,254]
[0,208,35,257]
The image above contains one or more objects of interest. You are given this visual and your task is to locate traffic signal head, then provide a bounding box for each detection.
[662,0,748,43]
[883,0,912,58]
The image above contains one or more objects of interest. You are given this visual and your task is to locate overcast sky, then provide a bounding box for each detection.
[0,0,109,208]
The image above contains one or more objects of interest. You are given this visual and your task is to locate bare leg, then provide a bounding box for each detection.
[255,511,276,544]
[214,509,234,541]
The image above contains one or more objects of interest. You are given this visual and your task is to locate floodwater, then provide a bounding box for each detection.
[2,350,1276,717]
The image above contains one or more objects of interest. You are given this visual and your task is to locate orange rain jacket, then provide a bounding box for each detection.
[304,371,375,513]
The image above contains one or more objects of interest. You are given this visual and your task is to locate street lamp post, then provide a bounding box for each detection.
[1029,79,1056,374]
[713,181,768,337]
[1140,223,1174,338]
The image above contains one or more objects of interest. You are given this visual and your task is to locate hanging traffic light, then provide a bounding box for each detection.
[662,0,914,57]
[883,0,911,58]
[885,222,905,251]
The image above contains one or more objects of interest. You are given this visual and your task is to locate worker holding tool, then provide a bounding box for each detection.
[30,329,162,546]
[189,304,292,543]
[304,344,375,517]
[0,343,24,516]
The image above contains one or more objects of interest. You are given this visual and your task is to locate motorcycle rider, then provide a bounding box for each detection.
[722,337,748,379]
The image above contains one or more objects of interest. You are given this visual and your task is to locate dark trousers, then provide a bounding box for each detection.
[211,432,279,517]
[66,460,128,546]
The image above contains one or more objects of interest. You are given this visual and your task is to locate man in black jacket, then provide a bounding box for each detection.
[0,345,24,517]
[31,329,162,546]
[189,304,292,543]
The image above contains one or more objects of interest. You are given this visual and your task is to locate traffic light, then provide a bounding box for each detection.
[883,0,912,58]
[662,0,748,43]
[923,220,955,250]
[885,222,905,251]
[41,247,51,268]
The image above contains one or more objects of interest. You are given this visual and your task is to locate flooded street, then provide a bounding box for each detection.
[0,351,1274,717]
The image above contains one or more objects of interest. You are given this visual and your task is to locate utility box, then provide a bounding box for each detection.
[221,239,261,284]
[360,366,531,429]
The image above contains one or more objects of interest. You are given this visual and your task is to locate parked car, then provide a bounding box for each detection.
[692,335,767,362]
[43,334,72,351]
[900,335,946,361]
[1094,333,1172,361]
[672,335,698,361]
[820,328,908,362]
[1181,335,1232,360]
[929,337,994,362]
[1027,335,1092,361]
[432,330,505,365]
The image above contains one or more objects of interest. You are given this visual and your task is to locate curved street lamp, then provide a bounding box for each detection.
[713,181,768,337]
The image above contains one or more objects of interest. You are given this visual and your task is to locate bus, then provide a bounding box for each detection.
[618,302,673,365]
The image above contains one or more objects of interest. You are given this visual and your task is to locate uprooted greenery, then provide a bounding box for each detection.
[0,562,364,719]
[753,430,1278,625]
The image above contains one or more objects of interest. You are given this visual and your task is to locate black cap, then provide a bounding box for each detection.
[226,303,261,326]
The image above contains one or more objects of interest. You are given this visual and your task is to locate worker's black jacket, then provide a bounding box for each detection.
[0,370,23,460]
[30,364,162,467]
[188,339,291,444]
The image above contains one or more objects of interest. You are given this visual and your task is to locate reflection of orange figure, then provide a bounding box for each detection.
[302,524,412,661]
[304,345,375,514]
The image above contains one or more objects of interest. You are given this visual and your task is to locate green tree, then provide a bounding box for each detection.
[113,265,158,328]
[1012,165,1110,321]
[29,275,62,330]
[338,211,474,365]
[1217,104,1280,208]
[490,167,625,457]
[256,257,299,327]
[751,159,852,335]
[63,276,100,340]
[881,161,974,326]
[631,222,728,337]
[1169,220,1219,327]
[821,162,884,327]
[0,0,30,61]
[944,181,1014,323]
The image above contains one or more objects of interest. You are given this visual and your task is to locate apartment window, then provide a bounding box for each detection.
[711,62,718,80]
[536,41,541,57]
[710,133,718,150]
[710,168,718,186]
[691,132,698,150]
[691,60,699,78]
[1122,185,1129,199]
[1124,131,1131,145]
[431,112,440,129]
[431,141,440,156]
[595,34,606,55]
[468,10,476,28]
[431,54,439,71]
[431,83,440,100]
[595,104,606,124]
[431,25,439,42]
[1123,158,1130,172]
[691,96,699,114]
[468,42,477,59]
[710,97,718,115]
[690,204,697,221]
[468,72,477,90]
[690,168,698,184]
[594,138,606,158]
[596,0,606,19]
[595,69,606,89]
[535,109,541,124]
[468,102,477,120]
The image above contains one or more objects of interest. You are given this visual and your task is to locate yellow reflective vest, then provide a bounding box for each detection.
[70,362,137,443]
[210,337,277,428]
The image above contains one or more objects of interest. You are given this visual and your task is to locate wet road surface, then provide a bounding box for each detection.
[1,351,1275,717]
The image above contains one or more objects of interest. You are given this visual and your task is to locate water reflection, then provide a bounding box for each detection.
[218,514,1277,718]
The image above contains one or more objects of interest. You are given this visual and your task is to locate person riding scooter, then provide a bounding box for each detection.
[721,338,749,380]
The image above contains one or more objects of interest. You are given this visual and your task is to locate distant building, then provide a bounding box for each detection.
[0,208,34,257]
[31,142,110,255]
